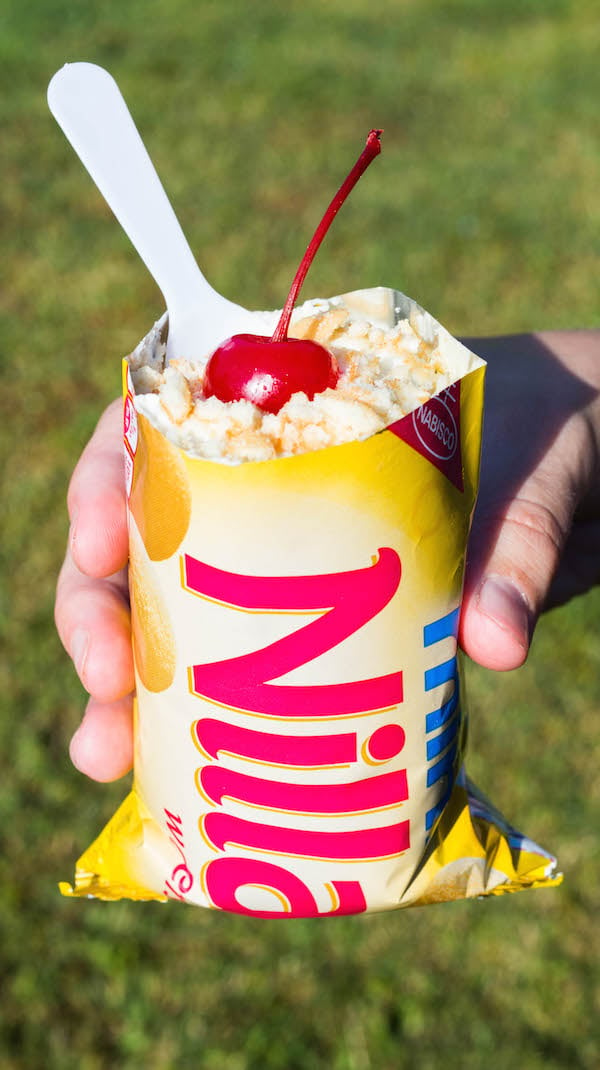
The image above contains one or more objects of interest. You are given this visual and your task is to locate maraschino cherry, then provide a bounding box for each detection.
[204,129,382,415]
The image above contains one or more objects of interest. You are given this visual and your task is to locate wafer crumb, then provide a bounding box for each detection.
[128,289,473,463]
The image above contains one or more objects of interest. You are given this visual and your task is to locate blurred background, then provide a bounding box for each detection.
[1,0,599,1066]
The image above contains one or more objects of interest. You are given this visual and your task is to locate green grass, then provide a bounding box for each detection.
[2,0,600,1066]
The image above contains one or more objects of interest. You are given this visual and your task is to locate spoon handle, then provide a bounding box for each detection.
[48,63,247,359]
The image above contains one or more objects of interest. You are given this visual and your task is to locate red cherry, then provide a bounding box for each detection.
[204,334,339,414]
[204,130,382,414]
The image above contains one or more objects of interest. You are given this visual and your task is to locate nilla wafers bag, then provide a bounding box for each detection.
[61,289,560,916]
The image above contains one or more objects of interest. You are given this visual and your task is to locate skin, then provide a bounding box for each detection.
[54,330,600,782]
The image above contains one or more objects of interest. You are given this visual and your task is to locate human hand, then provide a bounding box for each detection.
[55,399,134,781]
[55,331,600,780]
[459,330,600,670]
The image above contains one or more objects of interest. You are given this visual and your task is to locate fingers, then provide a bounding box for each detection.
[70,695,134,782]
[67,398,128,579]
[55,550,135,703]
[57,399,135,779]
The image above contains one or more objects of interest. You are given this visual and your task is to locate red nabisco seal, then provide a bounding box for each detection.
[388,382,464,492]
[413,393,457,461]
[124,393,138,454]
[123,389,138,499]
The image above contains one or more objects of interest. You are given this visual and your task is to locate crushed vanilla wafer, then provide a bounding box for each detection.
[128,290,460,463]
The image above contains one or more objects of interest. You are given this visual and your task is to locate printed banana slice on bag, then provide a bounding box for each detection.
[61,289,560,916]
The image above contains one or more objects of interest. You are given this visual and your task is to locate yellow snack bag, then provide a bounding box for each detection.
[61,289,560,916]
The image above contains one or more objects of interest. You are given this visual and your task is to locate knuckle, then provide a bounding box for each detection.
[503,497,566,561]
[474,494,570,612]
[496,499,568,605]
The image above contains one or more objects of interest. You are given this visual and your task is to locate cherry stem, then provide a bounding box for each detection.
[271,129,383,344]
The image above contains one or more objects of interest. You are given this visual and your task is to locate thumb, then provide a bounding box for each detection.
[460,470,573,671]
[458,329,600,672]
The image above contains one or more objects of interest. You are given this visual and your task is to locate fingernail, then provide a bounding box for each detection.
[70,628,89,679]
[477,575,531,643]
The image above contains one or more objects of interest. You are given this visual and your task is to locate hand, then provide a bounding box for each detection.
[55,399,134,781]
[55,331,600,780]
[459,330,600,670]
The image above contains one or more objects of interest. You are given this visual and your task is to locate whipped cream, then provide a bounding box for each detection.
[128,289,477,463]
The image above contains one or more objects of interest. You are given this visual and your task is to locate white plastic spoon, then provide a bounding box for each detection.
[47,62,256,361]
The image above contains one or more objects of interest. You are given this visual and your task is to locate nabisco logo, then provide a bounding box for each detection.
[388,381,464,492]
[412,393,457,462]
[123,390,137,499]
